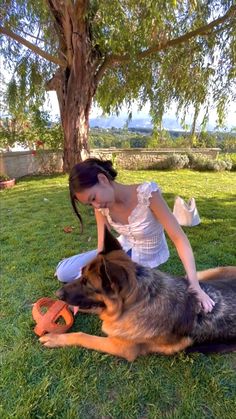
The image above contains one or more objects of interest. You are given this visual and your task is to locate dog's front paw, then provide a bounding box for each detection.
[39,333,66,348]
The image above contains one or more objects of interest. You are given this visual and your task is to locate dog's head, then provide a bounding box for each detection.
[56,227,136,312]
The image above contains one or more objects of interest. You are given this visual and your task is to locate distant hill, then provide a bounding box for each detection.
[90,115,216,131]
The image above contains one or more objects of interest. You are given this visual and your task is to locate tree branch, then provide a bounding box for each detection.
[95,4,236,82]
[46,0,89,67]
[0,25,66,67]
[46,0,68,56]
[143,4,236,57]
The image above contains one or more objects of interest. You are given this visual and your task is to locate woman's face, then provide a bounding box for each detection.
[75,174,115,210]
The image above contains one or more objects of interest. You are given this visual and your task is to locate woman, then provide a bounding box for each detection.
[55,158,214,313]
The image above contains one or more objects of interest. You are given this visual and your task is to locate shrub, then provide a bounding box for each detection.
[186,153,233,171]
[167,154,189,169]
[218,133,236,151]
[223,160,233,170]
[147,154,189,170]
[195,132,217,148]
[145,152,234,171]
[0,173,11,181]
[186,153,206,170]
[218,153,235,171]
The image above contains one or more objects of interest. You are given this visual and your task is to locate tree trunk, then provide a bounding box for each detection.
[56,69,95,172]
[47,6,99,173]
[55,62,97,172]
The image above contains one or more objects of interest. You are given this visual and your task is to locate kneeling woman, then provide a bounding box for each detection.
[55,158,214,313]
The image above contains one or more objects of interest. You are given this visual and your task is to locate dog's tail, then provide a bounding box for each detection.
[197,266,236,281]
[185,340,236,354]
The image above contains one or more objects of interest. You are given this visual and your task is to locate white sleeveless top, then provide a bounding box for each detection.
[99,181,170,268]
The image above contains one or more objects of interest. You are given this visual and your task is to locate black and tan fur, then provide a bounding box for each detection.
[40,228,236,361]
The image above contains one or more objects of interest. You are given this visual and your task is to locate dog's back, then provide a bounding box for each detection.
[102,265,236,347]
[147,267,236,345]
[192,276,236,343]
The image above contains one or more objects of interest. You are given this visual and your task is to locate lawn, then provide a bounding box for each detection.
[1,169,236,419]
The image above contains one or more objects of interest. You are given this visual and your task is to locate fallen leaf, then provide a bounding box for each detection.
[63,226,74,233]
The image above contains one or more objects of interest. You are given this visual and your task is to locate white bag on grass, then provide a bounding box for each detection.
[173,196,201,227]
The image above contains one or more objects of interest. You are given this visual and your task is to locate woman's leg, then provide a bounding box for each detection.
[55,247,132,283]
[55,249,98,283]
[126,249,132,258]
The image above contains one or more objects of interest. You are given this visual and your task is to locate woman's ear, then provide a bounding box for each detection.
[97,173,109,185]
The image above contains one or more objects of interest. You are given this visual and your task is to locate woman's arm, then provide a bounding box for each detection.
[94,209,110,253]
[149,191,215,313]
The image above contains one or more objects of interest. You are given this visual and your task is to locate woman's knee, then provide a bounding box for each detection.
[55,259,81,283]
[55,250,98,283]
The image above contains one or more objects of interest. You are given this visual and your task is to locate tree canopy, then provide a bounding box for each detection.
[0,1,235,170]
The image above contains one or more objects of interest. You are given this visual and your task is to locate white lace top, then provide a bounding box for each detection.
[99,181,170,268]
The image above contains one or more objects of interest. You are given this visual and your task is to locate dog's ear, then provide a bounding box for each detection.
[101,226,122,254]
[100,258,127,294]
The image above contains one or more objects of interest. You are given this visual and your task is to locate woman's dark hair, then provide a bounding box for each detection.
[69,158,117,230]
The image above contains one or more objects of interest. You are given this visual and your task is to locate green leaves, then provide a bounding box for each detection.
[0,106,63,150]
[95,1,235,128]
[1,0,235,143]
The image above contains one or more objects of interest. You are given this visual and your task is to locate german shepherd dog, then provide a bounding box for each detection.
[40,228,236,361]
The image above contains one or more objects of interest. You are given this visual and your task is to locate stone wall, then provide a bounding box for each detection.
[0,148,221,178]
[90,148,221,170]
[0,150,63,179]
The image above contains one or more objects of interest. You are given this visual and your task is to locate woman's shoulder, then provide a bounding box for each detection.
[137,181,160,195]
[137,181,161,205]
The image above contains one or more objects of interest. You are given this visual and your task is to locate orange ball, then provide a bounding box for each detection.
[32,297,74,337]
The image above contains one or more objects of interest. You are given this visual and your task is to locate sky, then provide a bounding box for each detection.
[46,91,236,130]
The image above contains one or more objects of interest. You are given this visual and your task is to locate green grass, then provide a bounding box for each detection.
[1,170,236,419]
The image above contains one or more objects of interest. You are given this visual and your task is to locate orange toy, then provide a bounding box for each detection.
[32,297,74,337]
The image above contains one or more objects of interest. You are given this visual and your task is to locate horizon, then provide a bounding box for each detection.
[47,92,236,131]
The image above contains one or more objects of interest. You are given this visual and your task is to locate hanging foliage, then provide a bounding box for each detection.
[0,1,235,170]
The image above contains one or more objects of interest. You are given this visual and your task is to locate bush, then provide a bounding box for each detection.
[218,153,236,171]
[147,154,189,170]
[0,112,64,151]
[145,152,234,171]
[166,154,189,169]
[194,132,217,148]
[186,153,233,171]
[0,173,11,181]
[218,133,236,151]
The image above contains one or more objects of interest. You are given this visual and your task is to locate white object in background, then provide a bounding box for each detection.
[173,196,201,226]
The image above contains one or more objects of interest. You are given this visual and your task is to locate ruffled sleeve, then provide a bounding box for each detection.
[137,181,160,207]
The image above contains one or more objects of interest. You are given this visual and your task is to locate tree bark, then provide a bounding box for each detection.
[46,2,99,172]
[56,63,96,172]
[53,65,96,172]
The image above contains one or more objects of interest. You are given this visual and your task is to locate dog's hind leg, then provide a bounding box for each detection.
[197,266,236,281]
[185,340,236,354]
[39,332,140,361]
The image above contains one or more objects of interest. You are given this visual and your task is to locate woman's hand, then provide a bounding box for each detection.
[148,191,215,314]
[190,284,215,313]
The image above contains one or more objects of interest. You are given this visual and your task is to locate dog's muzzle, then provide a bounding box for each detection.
[56,288,66,300]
